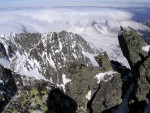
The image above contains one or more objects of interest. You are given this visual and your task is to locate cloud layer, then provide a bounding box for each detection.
[0,7,133,34]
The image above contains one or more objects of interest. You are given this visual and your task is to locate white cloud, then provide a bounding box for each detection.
[0,7,133,34]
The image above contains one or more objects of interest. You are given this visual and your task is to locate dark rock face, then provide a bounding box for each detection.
[46,88,77,113]
[118,27,148,67]
[91,73,122,113]
[0,65,17,112]
[112,27,150,113]
[0,42,8,59]
[118,27,150,101]
[143,57,150,82]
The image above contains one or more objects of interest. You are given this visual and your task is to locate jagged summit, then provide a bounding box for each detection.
[0,31,101,82]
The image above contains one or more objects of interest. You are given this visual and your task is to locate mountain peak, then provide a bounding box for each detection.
[0,31,100,82]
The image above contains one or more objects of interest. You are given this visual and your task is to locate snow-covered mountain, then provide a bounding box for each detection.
[0,31,100,84]
[0,19,150,81]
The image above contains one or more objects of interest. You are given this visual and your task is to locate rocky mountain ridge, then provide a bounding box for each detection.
[0,31,100,82]
[0,28,150,113]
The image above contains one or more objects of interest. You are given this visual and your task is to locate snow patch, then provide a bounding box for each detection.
[0,58,10,68]
[10,51,47,80]
[94,70,116,83]
[0,80,4,84]
[31,110,42,113]
[61,74,71,92]
[47,54,56,69]
[142,45,150,52]
[86,90,92,100]
[62,74,71,85]
[82,51,99,67]
[59,42,63,50]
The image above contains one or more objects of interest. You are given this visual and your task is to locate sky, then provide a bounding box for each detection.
[0,0,150,7]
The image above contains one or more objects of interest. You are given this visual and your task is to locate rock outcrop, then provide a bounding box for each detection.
[91,73,122,113]
[0,64,56,113]
[95,52,112,71]
[118,27,148,67]
[3,80,56,113]
[118,27,150,101]
[114,27,150,113]
[0,65,17,112]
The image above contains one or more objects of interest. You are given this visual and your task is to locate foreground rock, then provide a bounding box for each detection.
[91,73,122,113]
[118,27,148,67]
[46,88,77,113]
[116,27,150,113]
[95,52,112,71]
[65,52,121,112]
[0,70,56,113]
[0,65,17,112]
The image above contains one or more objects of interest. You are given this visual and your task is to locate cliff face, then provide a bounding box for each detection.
[0,28,150,113]
[113,27,150,113]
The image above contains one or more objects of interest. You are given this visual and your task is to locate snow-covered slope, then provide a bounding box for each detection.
[79,19,150,68]
[0,31,100,83]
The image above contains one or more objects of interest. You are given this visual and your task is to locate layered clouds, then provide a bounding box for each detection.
[0,8,133,34]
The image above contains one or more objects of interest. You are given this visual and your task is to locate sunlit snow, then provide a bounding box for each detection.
[94,70,116,83]
[62,74,71,85]
[0,80,4,84]
[142,45,150,52]
[0,58,10,68]
[86,90,92,100]
[61,74,71,92]
[82,51,99,66]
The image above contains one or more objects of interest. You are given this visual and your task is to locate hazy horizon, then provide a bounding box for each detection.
[0,0,150,8]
